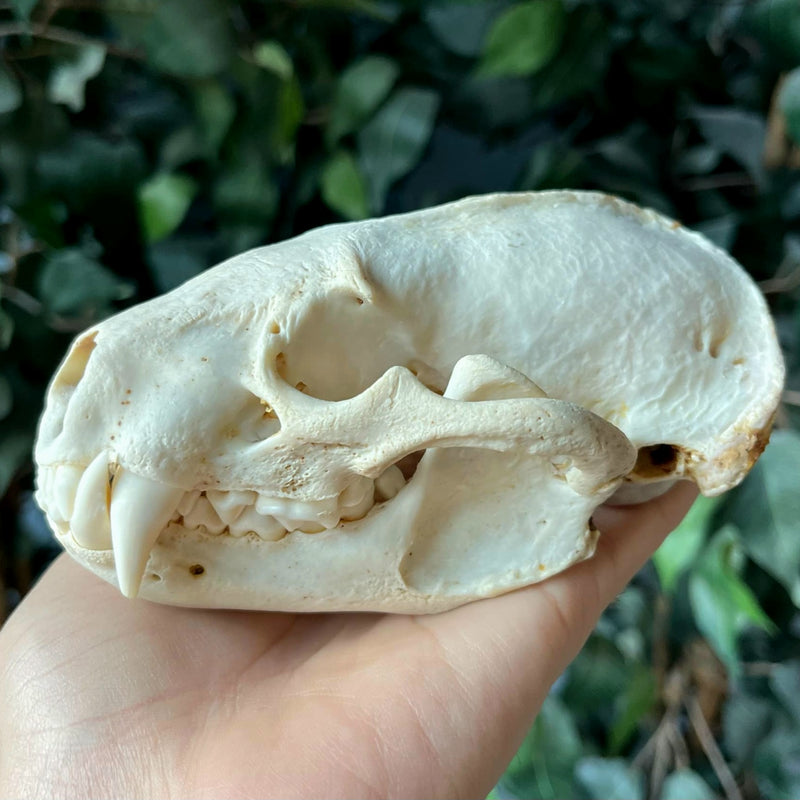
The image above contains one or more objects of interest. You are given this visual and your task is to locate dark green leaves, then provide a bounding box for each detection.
[321,151,369,220]
[357,87,440,212]
[477,0,566,78]
[0,66,22,115]
[727,430,800,606]
[574,757,644,800]
[780,69,800,146]
[327,57,400,146]
[47,45,106,112]
[110,0,235,78]
[138,173,197,244]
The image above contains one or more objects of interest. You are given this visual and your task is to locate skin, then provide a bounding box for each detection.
[0,482,696,800]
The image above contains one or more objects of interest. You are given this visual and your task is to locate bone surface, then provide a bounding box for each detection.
[34,191,784,612]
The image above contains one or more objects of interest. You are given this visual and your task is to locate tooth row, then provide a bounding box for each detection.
[38,458,411,600]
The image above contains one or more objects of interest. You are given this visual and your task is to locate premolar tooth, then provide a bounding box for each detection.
[229,507,285,540]
[71,452,112,550]
[375,465,405,501]
[182,496,226,534]
[109,469,183,599]
[206,490,256,524]
[176,490,200,517]
[54,465,83,521]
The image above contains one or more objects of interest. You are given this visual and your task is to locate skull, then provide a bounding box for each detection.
[34,191,784,613]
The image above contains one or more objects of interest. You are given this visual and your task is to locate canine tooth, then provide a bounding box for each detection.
[53,465,83,521]
[375,465,405,501]
[182,495,226,534]
[109,469,183,598]
[176,490,201,517]
[229,506,285,540]
[71,452,112,550]
[206,490,256,524]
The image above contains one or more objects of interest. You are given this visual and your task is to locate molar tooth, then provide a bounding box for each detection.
[109,469,183,599]
[255,494,340,529]
[182,495,226,534]
[340,476,375,520]
[206,490,256,525]
[71,452,112,550]
[229,506,285,541]
[53,465,83,521]
[375,465,405,501]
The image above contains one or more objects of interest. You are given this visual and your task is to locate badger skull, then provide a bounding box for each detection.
[35,191,784,613]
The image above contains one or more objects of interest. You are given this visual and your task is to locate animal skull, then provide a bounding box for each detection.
[34,191,784,613]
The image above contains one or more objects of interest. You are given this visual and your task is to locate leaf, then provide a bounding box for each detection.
[689,526,776,675]
[253,41,294,80]
[689,106,767,188]
[500,696,583,800]
[0,308,13,349]
[574,757,644,800]
[192,80,236,154]
[750,0,800,69]
[358,87,440,213]
[477,0,566,79]
[274,76,305,164]
[609,665,657,754]
[109,0,235,78]
[727,429,800,606]
[770,661,800,725]
[10,0,37,22]
[0,65,23,115]
[653,494,722,594]
[753,718,800,799]
[38,248,134,317]
[722,692,775,766]
[46,44,106,112]
[321,151,369,220]
[424,1,504,58]
[779,68,800,146]
[326,56,400,146]
[137,173,197,244]
[660,769,717,800]
[562,634,630,712]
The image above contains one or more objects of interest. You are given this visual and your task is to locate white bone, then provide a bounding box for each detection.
[34,191,784,612]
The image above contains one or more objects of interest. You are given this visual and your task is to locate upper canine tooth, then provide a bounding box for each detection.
[206,490,256,524]
[71,452,112,550]
[109,469,183,599]
[53,465,83,521]
[182,495,226,534]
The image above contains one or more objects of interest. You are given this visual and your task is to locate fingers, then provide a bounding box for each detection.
[415,481,697,795]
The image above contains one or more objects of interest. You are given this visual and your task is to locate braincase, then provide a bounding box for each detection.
[353,192,779,449]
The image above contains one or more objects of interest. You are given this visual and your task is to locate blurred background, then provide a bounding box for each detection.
[0,0,799,797]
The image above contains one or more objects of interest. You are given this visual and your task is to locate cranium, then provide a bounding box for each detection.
[34,191,784,613]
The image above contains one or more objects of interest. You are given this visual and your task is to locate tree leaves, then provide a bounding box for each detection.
[477,0,566,78]
[357,87,440,212]
[137,173,197,243]
[660,769,716,800]
[574,757,644,800]
[47,45,106,112]
[321,151,369,220]
[689,526,775,675]
[327,56,400,146]
[0,66,23,115]
[727,430,800,606]
[779,69,800,146]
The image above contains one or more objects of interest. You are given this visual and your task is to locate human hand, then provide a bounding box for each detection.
[0,482,695,799]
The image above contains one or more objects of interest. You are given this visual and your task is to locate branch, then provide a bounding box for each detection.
[686,693,743,800]
[0,22,141,59]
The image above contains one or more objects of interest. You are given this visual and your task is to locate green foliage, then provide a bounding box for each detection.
[1,1,799,798]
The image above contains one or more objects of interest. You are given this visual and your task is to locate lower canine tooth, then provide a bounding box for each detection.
[109,469,183,599]
[71,452,112,550]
